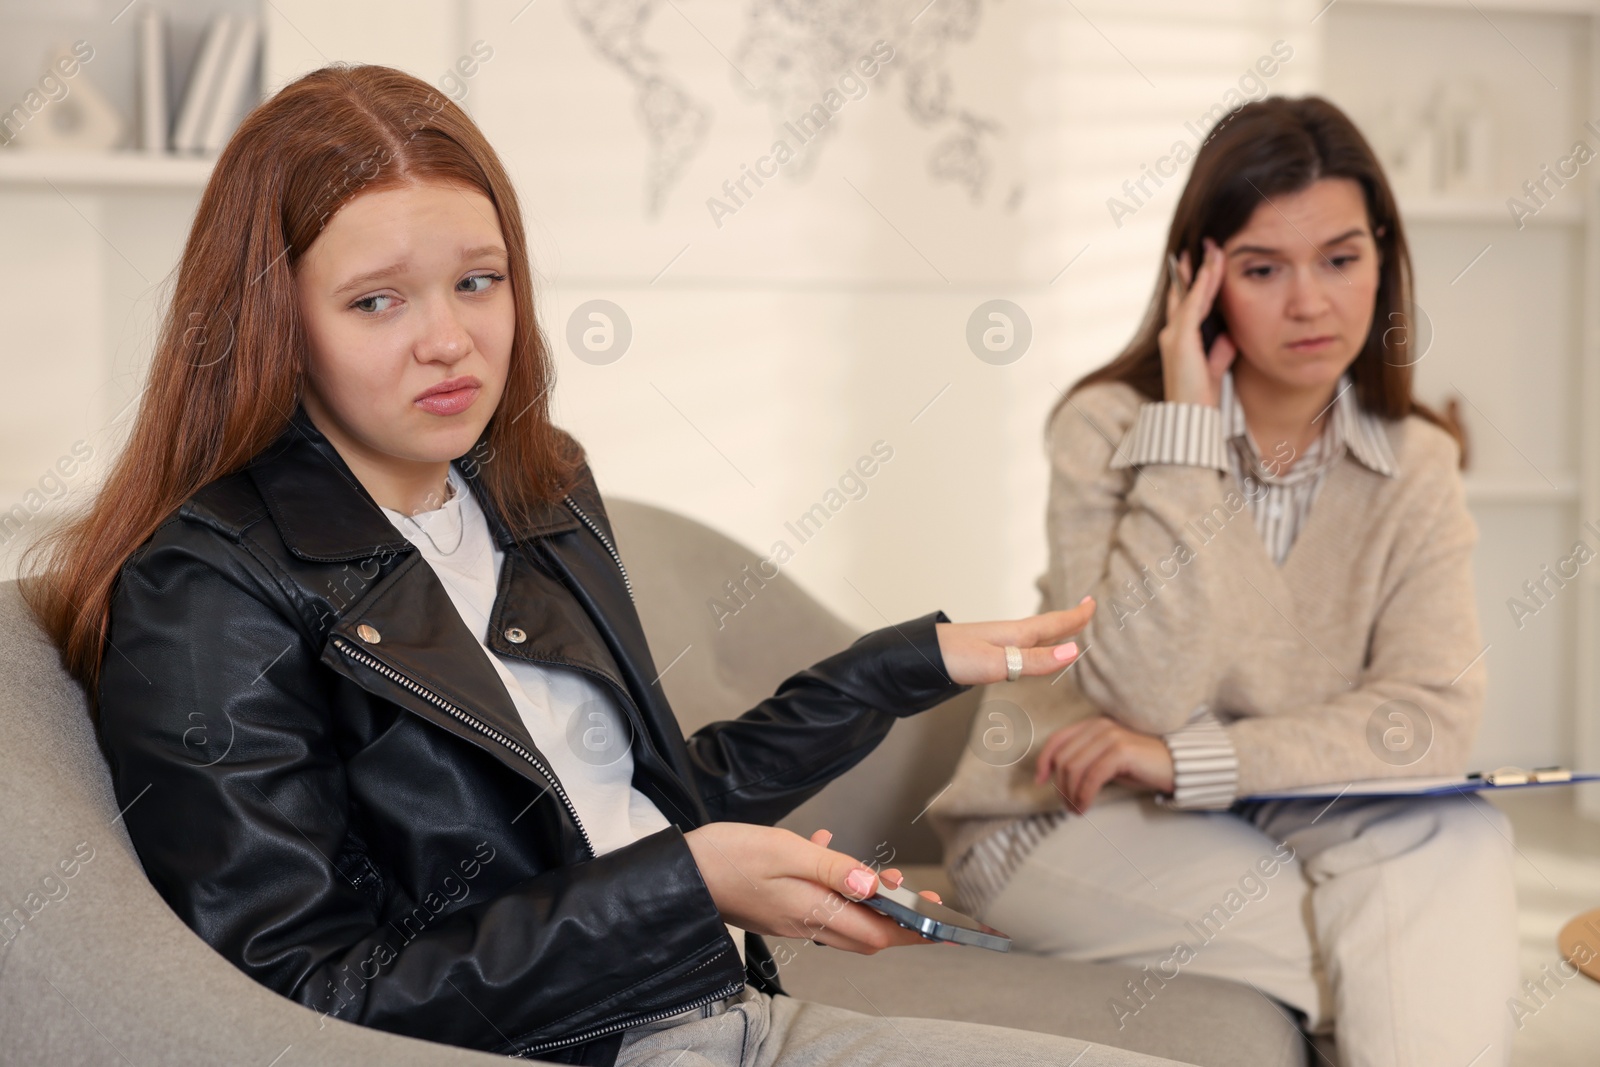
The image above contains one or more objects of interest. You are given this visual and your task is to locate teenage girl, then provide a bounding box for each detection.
[24,64,1195,1067]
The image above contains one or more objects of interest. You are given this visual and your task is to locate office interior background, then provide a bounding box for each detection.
[0,0,1597,1060]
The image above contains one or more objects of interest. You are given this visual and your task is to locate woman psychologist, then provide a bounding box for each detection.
[20,64,1194,1067]
[927,96,1519,1066]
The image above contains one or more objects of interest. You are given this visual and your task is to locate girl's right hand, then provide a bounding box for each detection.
[1159,236,1238,407]
[683,823,942,953]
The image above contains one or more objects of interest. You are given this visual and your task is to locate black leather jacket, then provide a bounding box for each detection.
[96,402,967,1065]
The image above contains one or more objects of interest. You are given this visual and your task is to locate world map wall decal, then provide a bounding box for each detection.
[569,0,1018,219]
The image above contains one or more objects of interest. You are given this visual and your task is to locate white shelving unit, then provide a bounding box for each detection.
[0,1,260,579]
[0,0,461,575]
[0,151,216,190]
[1398,193,1585,226]
[1317,0,1600,818]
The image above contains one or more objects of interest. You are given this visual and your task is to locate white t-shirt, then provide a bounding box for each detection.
[379,464,744,963]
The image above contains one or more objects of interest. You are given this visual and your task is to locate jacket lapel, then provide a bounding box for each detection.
[246,401,705,830]
[317,553,560,771]
[248,404,560,791]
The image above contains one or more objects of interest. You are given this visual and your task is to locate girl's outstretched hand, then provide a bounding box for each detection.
[934,596,1094,685]
[682,824,944,953]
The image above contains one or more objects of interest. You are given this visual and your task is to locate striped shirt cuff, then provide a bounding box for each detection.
[1159,707,1239,810]
[1109,402,1228,472]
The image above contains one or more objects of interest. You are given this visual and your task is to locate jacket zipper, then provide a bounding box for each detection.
[563,496,634,603]
[330,635,597,858]
[514,950,745,1058]
[345,507,737,1055]
[333,636,745,1054]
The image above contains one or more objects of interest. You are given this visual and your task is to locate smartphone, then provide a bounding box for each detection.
[858,882,1012,952]
[1167,247,1227,354]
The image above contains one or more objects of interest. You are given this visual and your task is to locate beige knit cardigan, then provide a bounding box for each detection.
[926,380,1487,867]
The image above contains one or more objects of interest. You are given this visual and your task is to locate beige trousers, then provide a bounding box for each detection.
[974,792,1521,1067]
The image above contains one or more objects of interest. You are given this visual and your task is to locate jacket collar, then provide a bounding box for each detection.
[246,400,578,563]
[254,404,711,837]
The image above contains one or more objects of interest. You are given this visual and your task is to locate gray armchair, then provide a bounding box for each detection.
[0,498,1308,1065]
[612,500,1311,1067]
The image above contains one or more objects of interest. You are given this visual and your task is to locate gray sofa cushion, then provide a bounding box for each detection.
[770,923,1312,1067]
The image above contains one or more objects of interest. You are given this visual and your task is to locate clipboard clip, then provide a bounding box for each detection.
[1473,765,1572,786]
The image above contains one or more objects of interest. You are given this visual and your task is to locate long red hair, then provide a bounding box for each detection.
[22,64,580,716]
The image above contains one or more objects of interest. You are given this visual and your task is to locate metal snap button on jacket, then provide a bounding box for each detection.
[504,626,527,644]
[356,623,381,643]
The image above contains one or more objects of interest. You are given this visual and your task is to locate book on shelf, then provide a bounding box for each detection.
[170,13,260,156]
[199,17,260,154]
[137,9,168,153]
[171,14,234,154]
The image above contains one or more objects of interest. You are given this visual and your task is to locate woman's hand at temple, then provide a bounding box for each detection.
[934,596,1095,685]
[683,825,945,953]
[1160,236,1237,407]
[1034,715,1176,812]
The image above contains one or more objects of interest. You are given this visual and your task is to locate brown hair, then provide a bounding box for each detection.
[22,64,581,714]
[1057,94,1456,445]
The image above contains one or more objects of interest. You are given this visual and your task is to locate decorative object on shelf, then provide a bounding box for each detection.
[6,42,124,153]
[138,8,170,154]
[1375,77,1494,198]
[1382,95,1438,198]
[1438,78,1493,195]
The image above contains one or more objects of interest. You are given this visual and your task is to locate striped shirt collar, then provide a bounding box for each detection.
[1218,371,1398,479]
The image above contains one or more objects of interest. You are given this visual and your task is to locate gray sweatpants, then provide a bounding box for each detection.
[614,983,1200,1067]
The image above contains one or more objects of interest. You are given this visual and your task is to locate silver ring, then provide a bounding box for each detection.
[1004,645,1023,683]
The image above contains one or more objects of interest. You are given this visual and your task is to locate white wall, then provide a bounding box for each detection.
[436,0,1314,636]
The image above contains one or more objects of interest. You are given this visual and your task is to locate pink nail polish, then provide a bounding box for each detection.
[1054,641,1078,661]
[846,868,875,897]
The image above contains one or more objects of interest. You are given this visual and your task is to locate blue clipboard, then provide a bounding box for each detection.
[1242,770,1600,802]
